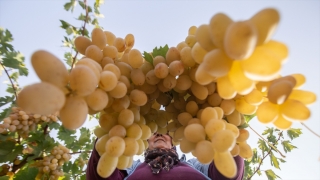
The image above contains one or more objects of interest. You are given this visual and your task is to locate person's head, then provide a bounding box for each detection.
[147,132,173,150]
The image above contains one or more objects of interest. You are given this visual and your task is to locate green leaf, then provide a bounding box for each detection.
[258,139,269,153]
[237,123,249,129]
[251,148,261,164]
[244,114,256,123]
[287,128,302,140]
[270,152,280,169]
[281,140,297,153]
[0,107,11,120]
[64,2,73,11]
[152,44,169,59]
[0,140,23,163]
[265,169,281,180]
[13,166,38,180]
[0,96,15,107]
[58,126,77,145]
[64,52,73,67]
[143,51,153,65]
[60,20,70,29]
[0,28,14,54]
[47,121,60,130]
[2,51,28,76]
[78,127,91,146]
[0,176,10,180]
[243,160,253,179]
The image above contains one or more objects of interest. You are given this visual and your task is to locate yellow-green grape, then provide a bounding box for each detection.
[184,124,206,143]
[200,107,218,126]
[180,46,196,67]
[60,96,88,130]
[176,41,189,52]
[224,20,258,60]
[99,113,117,132]
[17,82,65,115]
[228,61,255,95]
[111,95,130,112]
[95,134,110,156]
[128,49,143,68]
[273,114,292,130]
[236,129,250,143]
[195,64,216,86]
[240,46,281,81]
[129,107,140,123]
[195,24,216,51]
[290,74,305,88]
[280,99,310,121]
[102,46,118,60]
[136,139,145,155]
[103,64,121,80]
[139,124,152,140]
[113,37,126,52]
[207,93,222,107]
[230,144,240,157]
[154,62,169,79]
[85,88,109,111]
[177,112,193,126]
[180,137,196,153]
[152,56,166,67]
[116,155,129,170]
[109,82,127,98]
[194,140,215,164]
[213,107,224,120]
[268,79,294,105]
[130,89,148,106]
[125,34,135,49]
[205,119,226,139]
[76,58,102,80]
[211,129,236,152]
[185,35,197,47]
[238,142,253,159]
[94,126,108,138]
[288,89,317,105]
[105,136,126,157]
[249,8,280,45]
[244,89,264,105]
[225,123,239,138]
[104,31,116,46]
[147,121,158,133]
[101,56,114,68]
[123,137,139,156]
[175,75,192,91]
[186,101,199,117]
[74,36,92,55]
[214,151,237,178]
[116,61,132,79]
[126,123,142,140]
[173,126,185,142]
[191,82,208,100]
[209,13,233,49]
[219,99,235,115]
[168,60,185,76]
[146,70,161,85]
[188,25,197,35]
[85,45,103,63]
[217,75,237,99]
[263,40,288,64]
[131,68,145,86]
[166,47,181,65]
[202,49,233,78]
[191,42,208,64]
[226,110,241,126]
[91,28,107,50]
[109,125,126,138]
[97,153,118,178]
[162,74,177,90]
[69,65,98,96]
[118,109,134,128]
[235,97,257,115]
[31,50,69,90]
[257,98,279,122]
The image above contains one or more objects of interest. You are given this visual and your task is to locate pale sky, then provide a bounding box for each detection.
[0,1,319,180]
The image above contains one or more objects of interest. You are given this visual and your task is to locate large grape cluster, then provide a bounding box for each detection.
[15,7,316,178]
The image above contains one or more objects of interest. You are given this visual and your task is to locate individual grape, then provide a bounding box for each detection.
[280,99,310,121]
[123,137,139,156]
[115,61,133,78]
[118,109,134,128]
[113,37,126,52]
[85,88,109,111]
[97,153,118,178]
[69,65,98,96]
[217,75,237,100]
[145,69,160,85]
[290,74,305,88]
[195,24,216,51]
[95,134,110,156]
[126,123,142,140]
[153,56,166,67]
[205,119,226,139]
[195,64,216,86]
[175,75,192,91]
[130,68,145,86]
[168,60,184,77]
[74,36,92,55]
[235,97,257,115]
[125,33,135,49]
[226,110,241,126]
[103,46,118,60]
[162,74,177,90]
[236,129,250,142]
[59,95,88,130]
[112,95,130,112]
[136,139,145,155]
[99,71,118,92]
[188,25,197,35]
[104,31,116,46]
[224,20,258,60]
[191,82,208,100]
[185,35,197,47]
[256,101,279,124]
[180,137,196,153]
[228,61,255,95]
[85,45,103,63]
[184,123,206,143]
[31,50,69,89]
[177,112,193,126]
[194,140,215,164]
[91,28,107,50]
[209,13,233,49]
[185,101,199,117]
[139,124,152,140]
[213,107,224,120]
[263,40,288,64]
[202,49,233,78]
[288,89,317,105]
[129,89,148,106]
[238,142,253,159]
[207,93,222,107]
[108,82,127,98]
[200,107,218,126]
[211,129,236,152]
[166,47,181,65]
[244,88,264,105]
[17,82,65,115]
[249,8,280,45]
[273,114,292,130]
[173,126,185,141]
[105,136,126,157]
[267,79,294,104]
[128,49,143,68]
[109,125,126,138]
[103,64,121,80]
[76,58,102,80]
[225,123,239,138]
[180,46,196,67]
[99,113,118,132]
[154,62,169,79]
[214,151,237,178]
[176,41,189,51]
[191,42,208,64]
[117,155,130,170]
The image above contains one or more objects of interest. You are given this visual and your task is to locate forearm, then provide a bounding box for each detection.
[208,156,244,180]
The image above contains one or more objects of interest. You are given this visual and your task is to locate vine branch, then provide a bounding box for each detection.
[69,150,92,155]
[248,131,283,180]
[301,122,320,138]
[0,62,18,100]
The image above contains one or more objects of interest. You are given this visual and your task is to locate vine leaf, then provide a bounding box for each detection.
[0,176,10,180]
[0,96,15,107]
[143,52,153,65]
[287,128,302,140]
[143,45,169,65]
[0,28,14,53]
[270,152,280,169]
[265,169,281,180]
[13,166,38,180]
[1,51,28,76]
[0,140,23,163]
[281,140,297,153]
[58,126,77,145]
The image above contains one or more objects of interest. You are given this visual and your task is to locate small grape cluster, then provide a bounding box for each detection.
[0,107,58,138]
[34,144,71,180]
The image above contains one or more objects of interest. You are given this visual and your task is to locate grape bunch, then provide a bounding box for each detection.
[0,107,58,138]
[15,7,317,178]
[33,144,71,180]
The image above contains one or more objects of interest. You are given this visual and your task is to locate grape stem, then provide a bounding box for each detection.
[0,62,18,100]
[70,0,89,71]
[247,131,283,180]
[248,125,286,158]
[301,122,320,138]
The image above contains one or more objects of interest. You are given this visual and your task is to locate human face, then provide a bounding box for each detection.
[147,132,172,150]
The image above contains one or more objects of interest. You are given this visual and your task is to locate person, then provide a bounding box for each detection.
[86,132,244,180]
